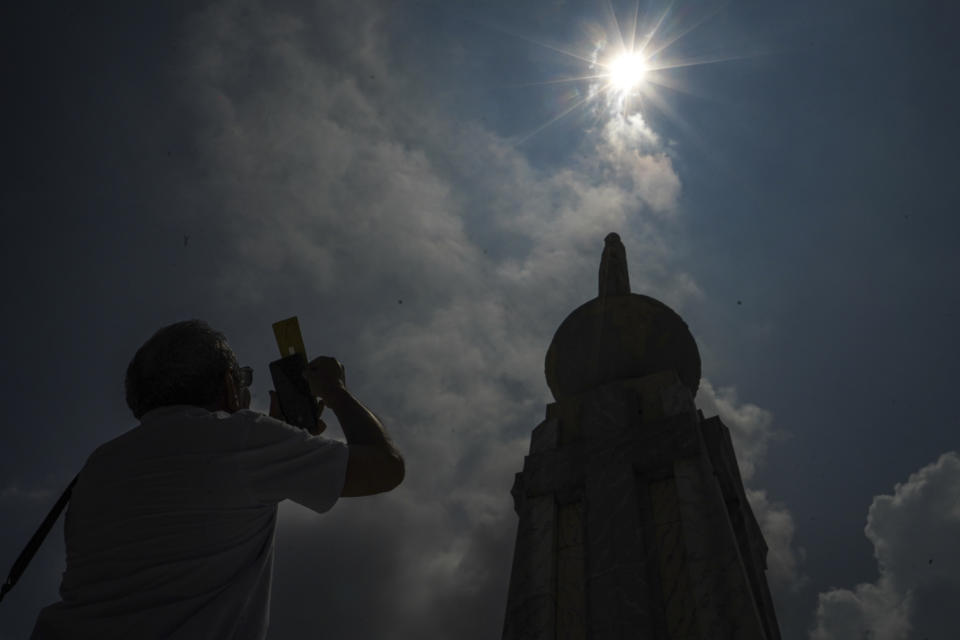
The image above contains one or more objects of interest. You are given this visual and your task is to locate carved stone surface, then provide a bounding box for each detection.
[520,448,584,499]
[557,398,583,446]
[649,476,700,640]
[623,416,701,472]
[505,405,776,639]
[660,376,696,419]
[580,384,637,443]
[503,495,557,639]
[505,594,556,640]
[556,500,587,640]
[584,456,654,638]
[530,418,559,454]
[674,456,767,640]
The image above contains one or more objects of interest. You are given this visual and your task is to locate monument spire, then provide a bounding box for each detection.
[598,232,630,297]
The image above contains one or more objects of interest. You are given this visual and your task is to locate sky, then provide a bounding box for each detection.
[1,1,958,638]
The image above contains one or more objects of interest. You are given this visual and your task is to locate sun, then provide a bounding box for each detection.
[607,52,648,92]
[505,1,743,144]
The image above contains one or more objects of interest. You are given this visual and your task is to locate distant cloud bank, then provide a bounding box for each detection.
[809,451,960,640]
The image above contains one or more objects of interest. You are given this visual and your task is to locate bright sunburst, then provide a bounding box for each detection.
[505,1,747,144]
[607,52,648,92]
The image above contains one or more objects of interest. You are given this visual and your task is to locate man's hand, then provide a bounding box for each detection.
[269,390,327,435]
[302,356,347,399]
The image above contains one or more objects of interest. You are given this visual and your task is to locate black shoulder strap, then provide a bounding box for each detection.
[0,474,79,603]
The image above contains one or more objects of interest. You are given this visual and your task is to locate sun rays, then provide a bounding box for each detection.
[504,1,742,145]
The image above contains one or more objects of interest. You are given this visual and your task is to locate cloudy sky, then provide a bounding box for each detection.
[2,1,958,638]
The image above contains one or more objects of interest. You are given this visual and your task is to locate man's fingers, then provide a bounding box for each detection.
[302,356,346,396]
[306,355,342,370]
[306,399,327,435]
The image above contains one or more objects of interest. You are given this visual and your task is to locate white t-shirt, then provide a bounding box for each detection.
[31,405,349,640]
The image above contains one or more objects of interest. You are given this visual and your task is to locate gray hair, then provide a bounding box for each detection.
[125,320,239,419]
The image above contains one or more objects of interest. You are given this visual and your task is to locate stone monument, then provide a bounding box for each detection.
[502,233,782,639]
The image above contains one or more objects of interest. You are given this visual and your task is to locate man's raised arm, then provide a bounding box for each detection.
[303,357,404,497]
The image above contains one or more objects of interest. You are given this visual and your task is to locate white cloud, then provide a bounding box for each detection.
[747,488,805,590]
[810,578,911,640]
[809,451,960,640]
[595,114,682,214]
[697,378,775,482]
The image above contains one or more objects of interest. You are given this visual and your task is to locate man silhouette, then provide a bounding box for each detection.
[31,320,404,639]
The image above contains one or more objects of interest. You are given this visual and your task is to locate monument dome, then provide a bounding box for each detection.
[544,233,701,400]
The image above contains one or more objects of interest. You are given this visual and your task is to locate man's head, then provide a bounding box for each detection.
[125,320,243,419]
